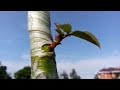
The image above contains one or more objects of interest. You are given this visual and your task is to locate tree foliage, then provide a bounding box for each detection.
[60,69,81,79]
[70,69,81,79]
[14,66,81,79]
[14,66,31,79]
[0,62,11,79]
[60,71,69,79]
[94,74,99,79]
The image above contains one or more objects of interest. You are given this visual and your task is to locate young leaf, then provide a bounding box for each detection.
[55,29,64,36]
[56,24,72,34]
[71,31,100,48]
[55,34,60,42]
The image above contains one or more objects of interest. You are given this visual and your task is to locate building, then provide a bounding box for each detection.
[96,67,120,79]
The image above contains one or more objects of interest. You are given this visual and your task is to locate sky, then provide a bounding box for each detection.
[0,11,120,79]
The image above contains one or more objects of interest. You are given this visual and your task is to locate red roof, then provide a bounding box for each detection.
[98,67,120,73]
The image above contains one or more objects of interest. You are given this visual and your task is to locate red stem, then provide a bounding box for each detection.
[49,33,72,50]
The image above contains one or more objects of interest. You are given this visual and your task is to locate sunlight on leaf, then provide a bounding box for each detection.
[56,29,64,36]
[71,31,100,48]
[55,23,72,33]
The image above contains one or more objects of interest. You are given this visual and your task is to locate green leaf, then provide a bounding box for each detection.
[55,29,64,36]
[56,24,72,33]
[71,31,100,48]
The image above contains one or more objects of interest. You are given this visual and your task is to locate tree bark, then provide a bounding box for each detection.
[28,11,58,79]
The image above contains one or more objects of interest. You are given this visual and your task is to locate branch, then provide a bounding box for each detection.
[49,33,71,50]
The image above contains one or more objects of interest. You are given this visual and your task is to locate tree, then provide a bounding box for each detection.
[28,11,58,79]
[14,66,31,79]
[60,69,81,79]
[70,69,81,79]
[94,74,99,79]
[0,62,11,79]
[60,71,69,79]
[28,11,100,79]
[14,67,81,79]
